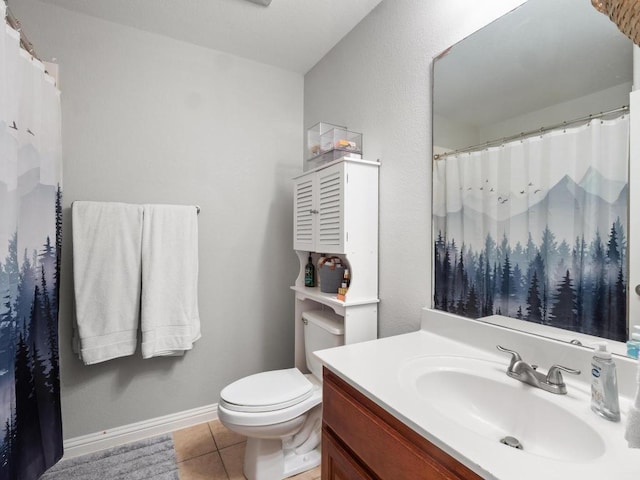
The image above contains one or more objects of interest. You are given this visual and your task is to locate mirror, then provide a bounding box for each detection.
[434,0,632,153]
[432,0,633,355]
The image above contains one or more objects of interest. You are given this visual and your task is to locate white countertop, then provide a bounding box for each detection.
[314,309,640,480]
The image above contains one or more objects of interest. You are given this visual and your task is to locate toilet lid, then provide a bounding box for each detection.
[220,368,314,413]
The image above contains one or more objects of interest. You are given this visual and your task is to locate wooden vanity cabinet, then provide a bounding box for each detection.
[322,368,483,480]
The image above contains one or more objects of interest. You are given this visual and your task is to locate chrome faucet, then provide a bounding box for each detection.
[496,345,580,395]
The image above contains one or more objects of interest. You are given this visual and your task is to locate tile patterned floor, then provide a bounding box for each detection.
[173,420,322,480]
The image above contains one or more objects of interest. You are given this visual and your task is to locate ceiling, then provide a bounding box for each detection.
[38,0,384,74]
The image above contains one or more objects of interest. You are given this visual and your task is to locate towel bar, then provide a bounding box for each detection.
[72,201,201,214]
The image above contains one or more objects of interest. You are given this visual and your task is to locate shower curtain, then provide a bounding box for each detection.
[433,114,629,342]
[0,5,63,480]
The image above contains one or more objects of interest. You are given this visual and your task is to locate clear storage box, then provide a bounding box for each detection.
[319,128,362,157]
[306,122,363,171]
[307,122,346,160]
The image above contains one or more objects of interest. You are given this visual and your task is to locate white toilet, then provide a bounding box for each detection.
[217,309,344,480]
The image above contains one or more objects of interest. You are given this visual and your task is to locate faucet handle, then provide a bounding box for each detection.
[546,364,581,385]
[496,345,522,369]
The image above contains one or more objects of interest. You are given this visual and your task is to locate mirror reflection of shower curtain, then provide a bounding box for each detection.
[433,114,629,342]
[0,5,63,480]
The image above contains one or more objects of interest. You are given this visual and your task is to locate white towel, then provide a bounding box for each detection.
[72,201,143,365]
[625,359,640,448]
[140,204,200,358]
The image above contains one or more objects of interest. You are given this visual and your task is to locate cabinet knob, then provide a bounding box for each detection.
[310,209,319,214]
[636,284,640,296]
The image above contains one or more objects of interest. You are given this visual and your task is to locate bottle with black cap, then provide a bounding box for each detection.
[304,253,315,287]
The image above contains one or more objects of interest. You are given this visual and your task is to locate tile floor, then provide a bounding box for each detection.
[173,420,322,480]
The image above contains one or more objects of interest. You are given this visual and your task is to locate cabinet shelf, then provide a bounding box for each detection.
[290,285,379,309]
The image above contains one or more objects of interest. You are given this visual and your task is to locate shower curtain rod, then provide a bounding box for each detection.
[433,105,629,161]
[4,3,39,61]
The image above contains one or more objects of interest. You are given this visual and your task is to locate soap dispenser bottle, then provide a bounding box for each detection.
[626,326,640,359]
[590,342,620,422]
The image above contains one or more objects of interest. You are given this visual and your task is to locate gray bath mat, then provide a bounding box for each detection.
[41,434,179,480]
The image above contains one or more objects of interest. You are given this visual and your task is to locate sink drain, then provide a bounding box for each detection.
[500,436,523,450]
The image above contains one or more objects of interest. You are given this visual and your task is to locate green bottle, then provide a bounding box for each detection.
[304,254,315,287]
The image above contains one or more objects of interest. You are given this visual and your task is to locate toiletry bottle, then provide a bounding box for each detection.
[304,253,315,287]
[343,268,351,288]
[590,342,620,422]
[626,326,640,359]
[337,281,348,301]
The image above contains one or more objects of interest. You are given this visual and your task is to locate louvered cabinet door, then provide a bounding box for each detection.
[293,176,316,252]
[316,163,345,254]
[293,159,376,256]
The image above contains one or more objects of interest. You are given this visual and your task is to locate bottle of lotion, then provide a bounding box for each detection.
[590,342,620,422]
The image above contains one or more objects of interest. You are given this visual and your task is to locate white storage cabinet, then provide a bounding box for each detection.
[291,157,379,372]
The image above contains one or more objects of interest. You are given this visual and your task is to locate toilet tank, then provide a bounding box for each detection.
[303,309,345,379]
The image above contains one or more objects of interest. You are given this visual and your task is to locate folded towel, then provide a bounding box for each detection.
[626,359,640,448]
[140,205,200,358]
[72,201,143,365]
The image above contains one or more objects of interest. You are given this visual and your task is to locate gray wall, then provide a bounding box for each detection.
[12,0,303,439]
[9,0,531,439]
[304,0,526,338]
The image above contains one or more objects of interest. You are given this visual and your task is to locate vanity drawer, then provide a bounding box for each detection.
[322,368,482,480]
[322,429,375,480]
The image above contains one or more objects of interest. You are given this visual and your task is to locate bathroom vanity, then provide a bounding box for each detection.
[315,309,640,480]
[322,367,480,479]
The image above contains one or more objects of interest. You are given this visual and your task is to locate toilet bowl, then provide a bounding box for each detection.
[218,310,344,480]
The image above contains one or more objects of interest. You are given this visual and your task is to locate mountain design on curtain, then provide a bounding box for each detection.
[433,116,629,342]
[0,6,63,480]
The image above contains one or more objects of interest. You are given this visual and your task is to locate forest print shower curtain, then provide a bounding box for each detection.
[0,5,63,480]
[433,114,629,342]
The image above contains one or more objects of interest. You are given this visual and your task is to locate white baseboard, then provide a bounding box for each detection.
[62,403,219,459]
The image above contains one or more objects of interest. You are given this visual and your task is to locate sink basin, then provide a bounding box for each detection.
[398,355,606,462]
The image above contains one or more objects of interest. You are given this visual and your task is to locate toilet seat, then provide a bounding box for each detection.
[218,371,322,427]
[220,368,313,413]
